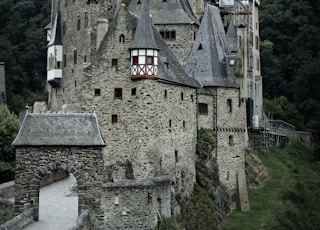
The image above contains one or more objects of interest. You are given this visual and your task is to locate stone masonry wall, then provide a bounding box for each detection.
[207,87,249,211]
[14,147,104,228]
[101,177,171,229]
[76,5,198,199]
[49,0,115,111]
[0,181,14,199]
[155,24,198,67]
[197,93,214,130]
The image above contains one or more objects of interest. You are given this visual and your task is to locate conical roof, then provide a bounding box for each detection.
[130,0,159,50]
[48,11,62,46]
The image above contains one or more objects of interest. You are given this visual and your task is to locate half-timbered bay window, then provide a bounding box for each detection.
[130,49,158,79]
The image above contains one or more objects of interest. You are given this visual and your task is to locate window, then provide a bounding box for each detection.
[183,121,186,129]
[119,34,125,43]
[255,36,260,50]
[132,56,138,65]
[94,88,101,96]
[73,50,77,64]
[229,135,234,145]
[227,99,232,113]
[181,92,184,101]
[164,90,167,98]
[256,58,260,71]
[77,15,81,30]
[198,44,203,50]
[191,94,194,102]
[65,0,68,7]
[114,88,122,99]
[63,54,67,67]
[159,30,176,40]
[112,114,118,124]
[175,150,178,163]
[147,193,152,204]
[169,119,172,128]
[131,88,136,96]
[84,12,88,28]
[146,56,153,65]
[112,59,118,68]
[198,103,208,115]
[84,55,87,63]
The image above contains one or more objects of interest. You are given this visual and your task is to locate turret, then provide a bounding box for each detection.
[129,0,159,80]
[47,11,63,88]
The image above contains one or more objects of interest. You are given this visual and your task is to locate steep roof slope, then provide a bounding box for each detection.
[185,5,237,87]
[12,113,106,147]
[128,0,199,25]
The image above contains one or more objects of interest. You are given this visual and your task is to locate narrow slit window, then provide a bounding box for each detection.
[227,99,232,113]
[175,150,178,163]
[77,15,81,30]
[131,88,136,96]
[112,59,118,68]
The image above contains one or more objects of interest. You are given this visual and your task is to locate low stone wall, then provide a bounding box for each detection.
[0,208,35,230]
[0,199,14,225]
[0,181,14,199]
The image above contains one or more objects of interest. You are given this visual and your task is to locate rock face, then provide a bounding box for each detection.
[245,150,269,188]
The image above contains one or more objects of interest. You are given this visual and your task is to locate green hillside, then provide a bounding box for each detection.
[223,141,320,229]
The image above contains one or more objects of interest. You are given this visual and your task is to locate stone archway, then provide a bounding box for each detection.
[28,163,84,221]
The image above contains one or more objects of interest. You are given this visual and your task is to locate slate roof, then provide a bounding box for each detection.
[128,0,199,25]
[185,4,238,88]
[12,113,106,147]
[130,0,159,50]
[226,16,238,53]
[48,11,62,46]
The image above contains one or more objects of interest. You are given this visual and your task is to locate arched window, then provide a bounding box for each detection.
[119,34,125,43]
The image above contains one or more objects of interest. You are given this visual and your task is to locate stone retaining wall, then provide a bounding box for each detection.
[0,208,35,230]
[0,182,14,199]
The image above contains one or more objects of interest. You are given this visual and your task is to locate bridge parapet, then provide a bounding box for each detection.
[0,208,36,230]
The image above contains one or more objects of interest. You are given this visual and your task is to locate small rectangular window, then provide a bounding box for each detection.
[191,94,194,102]
[74,50,77,64]
[132,56,138,65]
[198,103,208,115]
[164,90,167,98]
[229,135,234,145]
[256,58,260,71]
[183,121,186,129]
[181,92,184,101]
[227,99,232,113]
[114,88,122,99]
[112,59,118,68]
[94,88,101,96]
[146,56,153,65]
[112,114,118,124]
[131,88,136,96]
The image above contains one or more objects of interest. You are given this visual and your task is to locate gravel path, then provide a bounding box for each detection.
[23,175,78,230]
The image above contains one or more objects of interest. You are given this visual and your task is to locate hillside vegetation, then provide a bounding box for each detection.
[223,141,320,229]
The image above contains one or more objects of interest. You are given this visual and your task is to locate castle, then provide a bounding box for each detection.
[10,0,262,229]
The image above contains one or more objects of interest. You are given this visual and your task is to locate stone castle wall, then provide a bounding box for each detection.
[154,24,198,67]
[14,147,104,228]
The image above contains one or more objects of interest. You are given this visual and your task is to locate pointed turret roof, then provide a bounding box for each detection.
[48,11,62,46]
[130,0,159,50]
[185,5,237,88]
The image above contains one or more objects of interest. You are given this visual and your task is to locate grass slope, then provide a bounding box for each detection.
[223,141,320,230]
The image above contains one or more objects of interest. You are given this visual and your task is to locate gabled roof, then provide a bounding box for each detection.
[48,11,62,46]
[12,113,106,147]
[130,0,159,50]
[128,0,199,25]
[185,5,237,88]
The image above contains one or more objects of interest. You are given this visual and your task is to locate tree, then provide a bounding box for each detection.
[0,105,20,183]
